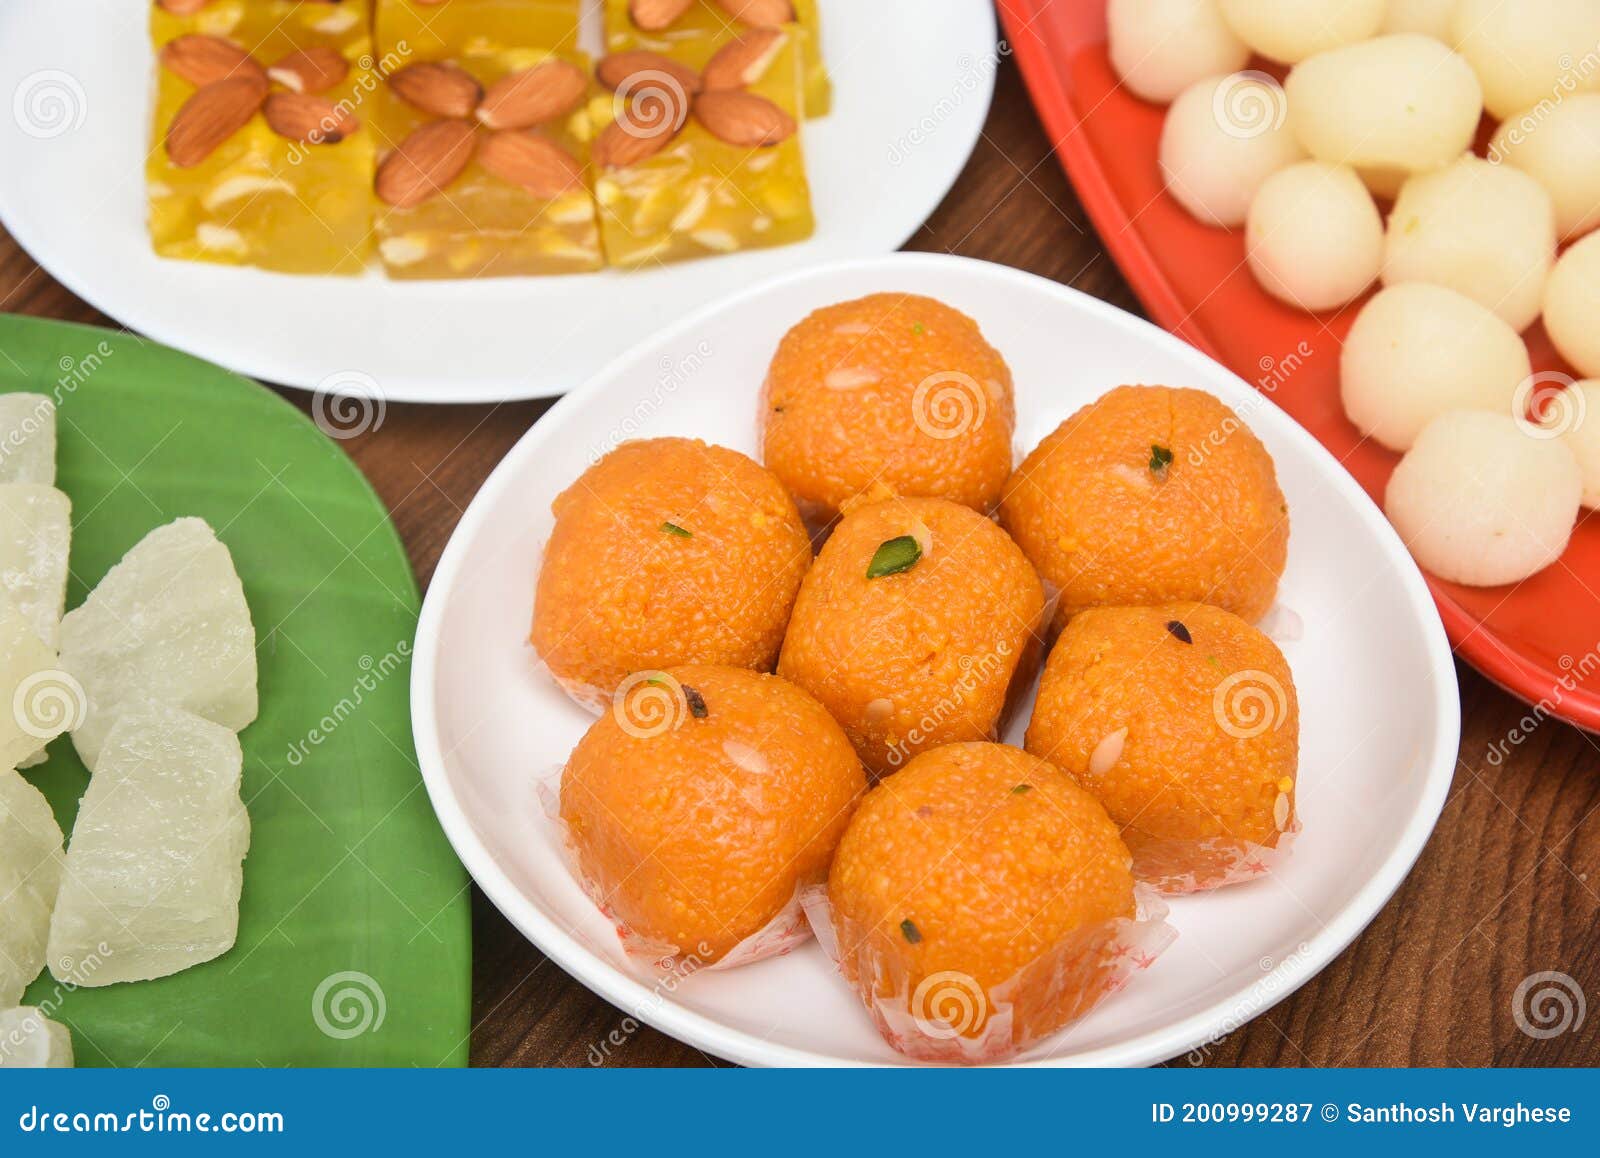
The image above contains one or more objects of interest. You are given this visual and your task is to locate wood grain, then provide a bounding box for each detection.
[2,53,1595,1069]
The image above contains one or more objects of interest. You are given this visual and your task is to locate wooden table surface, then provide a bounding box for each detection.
[4,53,1597,1070]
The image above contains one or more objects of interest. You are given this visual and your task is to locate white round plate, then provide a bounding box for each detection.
[412,253,1460,1067]
[0,0,995,403]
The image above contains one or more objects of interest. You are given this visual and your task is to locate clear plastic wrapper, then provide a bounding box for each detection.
[538,765,815,974]
[803,884,1174,1065]
[1130,820,1301,895]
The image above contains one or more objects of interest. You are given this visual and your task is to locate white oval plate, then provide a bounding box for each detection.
[412,253,1460,1067]
[0,0,994,403]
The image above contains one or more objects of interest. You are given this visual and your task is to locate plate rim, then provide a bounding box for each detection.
[409,251,1461,1068]
[993,0,1600,733]
[0,0,997,406]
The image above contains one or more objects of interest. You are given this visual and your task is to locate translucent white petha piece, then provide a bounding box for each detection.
[48,702,250,987]
[0,393,56,486]
[0,592,76,771]
[0,484,71,649]
[60,517,257,770]
[0,1007,73,1068]
[0,769,65,1008]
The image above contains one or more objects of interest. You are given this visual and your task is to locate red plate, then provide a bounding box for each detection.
[998,0,1600,730]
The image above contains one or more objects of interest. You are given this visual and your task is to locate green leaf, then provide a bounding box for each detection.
[867,535,922,579]
[2,315,469,1068]
[660,521,692,538]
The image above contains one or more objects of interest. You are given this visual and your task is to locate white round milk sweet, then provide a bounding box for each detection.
[1107,0,1251,104]
[1385,410,1581,587]
[1285,35,1482,198]
[1382,155,1556,333]
[1341,283,1532,452]
[1539,380,1600,509]
[1218,0,1383,63]
[1380,0,1459,39]
[1246,161,1382,311]
[1491,93,1600,241]
[1544,232,1600,379]
[1160,73,1306,227]
[1452,0,1600,120]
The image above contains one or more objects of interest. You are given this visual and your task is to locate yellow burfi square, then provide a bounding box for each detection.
[375,0,584,60]
[593,29,813,267]
[603,0,830,117]
[372,48,604,278]
[151,0,372,52]
[147,5,376,275]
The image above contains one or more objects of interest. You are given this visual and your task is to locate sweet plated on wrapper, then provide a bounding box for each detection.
[529,437,811,710]
[557,665,864,968]
[1025,602,1300,894]
[0,769,65,1010]
[1000,384,1289,628]
[0,1008,73,1070]
[809,743,1174,1064]
[762,293,1016,519]
[778,493,1046,778]
[524,290,1304,1062]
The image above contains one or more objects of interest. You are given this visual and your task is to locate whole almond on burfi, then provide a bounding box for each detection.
[715,0,795,26]
[596,51,701,99]
[160,35,265,88]
[165,75,268,168]
[479,131,583,199]
[592,114,680,169]
[263,92,359,144]
[375,119,477,208]
[388,61,483,119]
[158,0,214,14]
[693,90,795,146]
[702,28,786,90]
[476,60,588,129]
[268,47,349,94]
[630,0,694,30]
